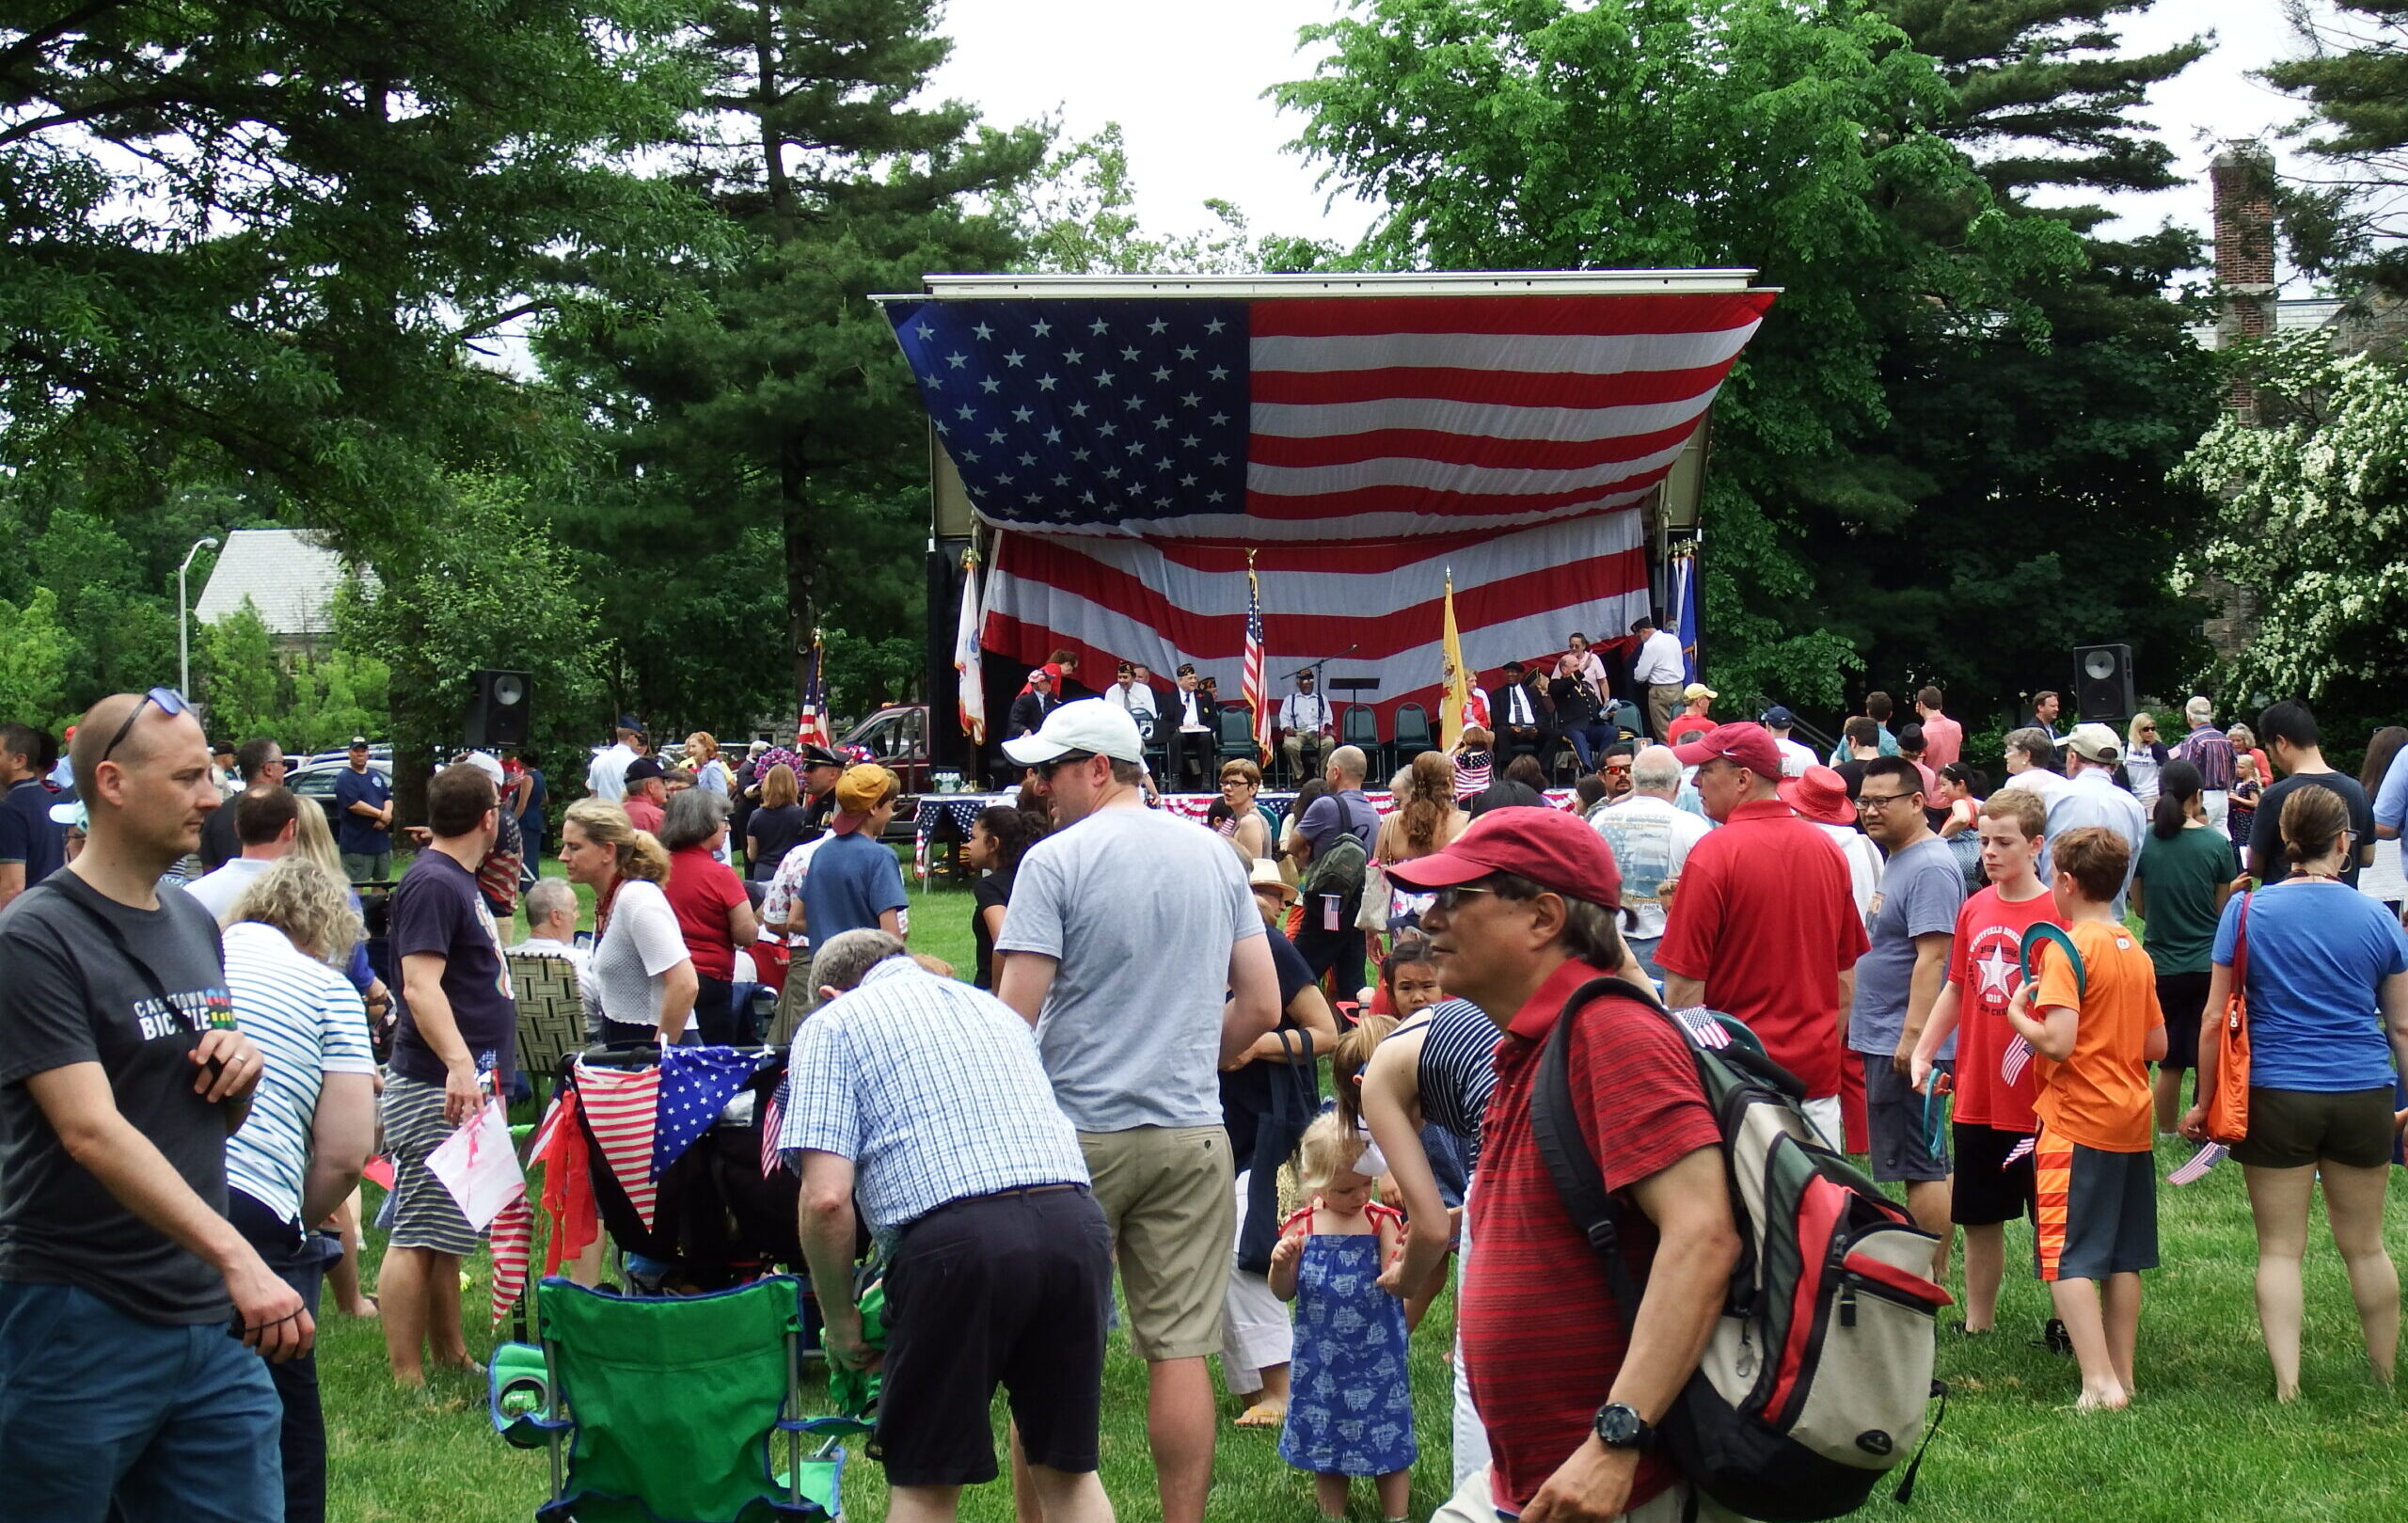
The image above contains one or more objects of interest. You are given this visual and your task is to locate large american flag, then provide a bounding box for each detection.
[797,635,832,751]
[887,290,1774,725]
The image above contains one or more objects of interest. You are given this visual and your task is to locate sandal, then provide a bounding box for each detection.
[1234,1401,1286,1429]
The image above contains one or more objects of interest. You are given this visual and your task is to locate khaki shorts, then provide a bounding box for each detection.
[1080,1125,1234,1361]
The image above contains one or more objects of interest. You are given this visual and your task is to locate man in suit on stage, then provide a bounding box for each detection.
[1489,661,1550,764]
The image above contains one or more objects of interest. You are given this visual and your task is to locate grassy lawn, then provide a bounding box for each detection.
[325,877,2408,1522]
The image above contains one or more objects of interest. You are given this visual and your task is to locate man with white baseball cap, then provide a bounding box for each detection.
[994,699,1280,1523]
[2046,722,2147,917]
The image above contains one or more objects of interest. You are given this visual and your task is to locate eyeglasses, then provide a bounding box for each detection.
[98,687,191,765]
[1855,791,1917,813]
[1428,883,1495,913]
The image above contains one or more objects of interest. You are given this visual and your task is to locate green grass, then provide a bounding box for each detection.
[325,879,2408,1522]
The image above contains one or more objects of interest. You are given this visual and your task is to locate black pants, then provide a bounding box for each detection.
[1167,729,1213,791]
[1294,916,1365,1000]
[693,973,752,1045]
[228,1190,340,1523]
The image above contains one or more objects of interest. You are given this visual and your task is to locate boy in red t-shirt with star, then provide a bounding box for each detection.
[1910,787,2056,1334]
[2005,826,2166,1410]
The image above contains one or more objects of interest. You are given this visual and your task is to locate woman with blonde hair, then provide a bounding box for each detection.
[221,856,377,1519]
[745,762,807,880]
[561,799,697,1046]
[286,801,388,1321]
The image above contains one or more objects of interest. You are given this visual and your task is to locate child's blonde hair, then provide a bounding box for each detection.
[1295,1110,1368,1198]
[1330,1011,1397,1134]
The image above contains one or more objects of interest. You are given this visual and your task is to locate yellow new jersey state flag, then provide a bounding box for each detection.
[1439,570,1472,752]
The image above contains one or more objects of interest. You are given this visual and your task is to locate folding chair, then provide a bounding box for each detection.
[496,1275,870,1523]
[509,951,588,1104]
[1392,703,1436,764]
[1340,705,1383,775]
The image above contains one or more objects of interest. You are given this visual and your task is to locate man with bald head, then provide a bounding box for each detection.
[0,690,302,1520]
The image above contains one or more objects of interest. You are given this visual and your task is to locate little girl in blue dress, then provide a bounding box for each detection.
[1271,1112,1417,1522]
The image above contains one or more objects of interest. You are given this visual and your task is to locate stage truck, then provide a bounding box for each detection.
[874,269,1775,794]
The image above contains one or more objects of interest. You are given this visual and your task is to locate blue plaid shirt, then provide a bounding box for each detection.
[777,958,1088,1234]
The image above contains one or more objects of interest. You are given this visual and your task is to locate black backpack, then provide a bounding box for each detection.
[1529,977,1949,1521]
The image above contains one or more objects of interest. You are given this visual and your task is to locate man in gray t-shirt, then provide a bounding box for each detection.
[1850,757,1966,1273]
[994,699,1278,1523]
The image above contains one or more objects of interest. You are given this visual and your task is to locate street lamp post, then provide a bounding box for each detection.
[179,535,220,699]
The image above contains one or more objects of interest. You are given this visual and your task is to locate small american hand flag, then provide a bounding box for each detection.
[760,1077,788,1179]
[2167,1142,2227,1185]
[2001,1136,2036,1170]
[1241,551,1268,761]
[2000,1033,2034,1087]
[1671,1007,1733,1050]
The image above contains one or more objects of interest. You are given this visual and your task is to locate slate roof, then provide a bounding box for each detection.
[191,529,372,637]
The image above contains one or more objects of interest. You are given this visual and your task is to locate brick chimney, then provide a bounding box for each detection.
[2210,141,2277,419]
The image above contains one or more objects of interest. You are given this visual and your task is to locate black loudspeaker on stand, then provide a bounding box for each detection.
[467,669,532,748]
[2072,644,2134,723]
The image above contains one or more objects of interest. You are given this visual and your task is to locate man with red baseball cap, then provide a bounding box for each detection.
[1658,722,1869,1148]
[1389,811,1743,1523]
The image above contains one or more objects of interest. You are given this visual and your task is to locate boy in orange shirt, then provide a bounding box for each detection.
[2004,825,2167,1410]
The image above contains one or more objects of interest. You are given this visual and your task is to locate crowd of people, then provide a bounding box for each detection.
[3,669,2406,1522]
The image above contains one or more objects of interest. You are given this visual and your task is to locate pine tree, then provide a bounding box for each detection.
[2258,3,2408,286]
[542,0,1045,710]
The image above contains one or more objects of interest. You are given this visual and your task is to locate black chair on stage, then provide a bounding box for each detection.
[1214,703,1259,772]
[1393,703,1436,766]
[1340,705,1383,776]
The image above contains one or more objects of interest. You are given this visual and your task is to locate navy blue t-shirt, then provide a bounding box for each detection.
[331,764,392,855]
[799,830,908,945]
[387,849,516,1088]
[0,778,68,889]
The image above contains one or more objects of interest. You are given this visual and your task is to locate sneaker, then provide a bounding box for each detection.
[2032,1318,2073,1356]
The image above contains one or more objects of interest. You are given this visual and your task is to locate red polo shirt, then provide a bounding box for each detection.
[1462,960,1722,1515]
[1654,798,1867,1099]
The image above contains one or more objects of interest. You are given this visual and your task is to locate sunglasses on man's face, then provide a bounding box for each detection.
[1038,751,1097,779]
[99,687,192,764]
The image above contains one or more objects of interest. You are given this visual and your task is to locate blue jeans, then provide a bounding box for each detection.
[1563,722,1615,771]
[230,1191,341,1523]
[0,1279,283,1522]
[1625,935,1667,988]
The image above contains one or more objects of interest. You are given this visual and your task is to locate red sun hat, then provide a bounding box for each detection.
[1670,722,1786,780]
[1385,804,1621,911]
[1779,765,1859,828]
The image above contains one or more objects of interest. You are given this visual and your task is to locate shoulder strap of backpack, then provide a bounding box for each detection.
[1529,976,1682,1335]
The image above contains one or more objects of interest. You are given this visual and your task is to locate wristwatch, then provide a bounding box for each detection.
[1592,1403,1654,1451]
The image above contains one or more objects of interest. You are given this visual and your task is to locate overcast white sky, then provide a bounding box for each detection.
[927,0,2328,282]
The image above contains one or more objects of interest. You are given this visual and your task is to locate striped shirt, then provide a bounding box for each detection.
[1393,997,1498,1172]
[779,958,1088,1235]
[223,921,376,1226]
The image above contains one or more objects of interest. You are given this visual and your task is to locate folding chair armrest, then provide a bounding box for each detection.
[779,1414,875,1438]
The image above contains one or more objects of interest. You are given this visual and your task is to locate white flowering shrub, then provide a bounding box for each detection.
[2173,330,2408,704]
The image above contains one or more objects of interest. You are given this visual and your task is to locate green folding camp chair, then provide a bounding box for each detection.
[499,1275,870,1523]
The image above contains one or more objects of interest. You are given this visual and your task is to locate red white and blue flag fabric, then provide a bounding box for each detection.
[653,1046,759,1180]
[798,637,832,751]
[1242,555,1268,759]
[887,293,1773,727]
[574,1061,661,1230]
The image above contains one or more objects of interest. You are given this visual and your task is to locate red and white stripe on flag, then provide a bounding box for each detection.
[574,1060,662,1230]
[489,1195,534,1329]
[988,511,1649,731]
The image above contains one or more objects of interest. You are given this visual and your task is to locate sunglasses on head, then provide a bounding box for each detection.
[99,687,192,764]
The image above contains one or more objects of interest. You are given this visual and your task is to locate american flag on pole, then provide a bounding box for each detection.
[955,552,987,746]
[1242,550,1267,761]
[883,290,1774,727]
[798,633,832,751]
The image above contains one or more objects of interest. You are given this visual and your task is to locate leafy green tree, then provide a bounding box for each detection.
[1280,0,2085,709]
[335,475,602,817]
[2173,332,2408,717]
[197,599,280,745]
[3,2,702,531]
[541,0,1046,710]
[287,649,393,754]
[0,588,71,726]
[2258,4,2408,287]
[997,123,1268,275]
